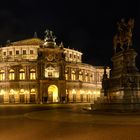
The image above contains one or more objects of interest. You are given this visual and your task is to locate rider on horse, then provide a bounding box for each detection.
[113,18,134,53]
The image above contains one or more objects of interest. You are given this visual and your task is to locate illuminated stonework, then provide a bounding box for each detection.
[0,31,110,104]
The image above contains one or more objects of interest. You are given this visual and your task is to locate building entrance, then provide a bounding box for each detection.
[48,85,59,103]
[9,95,15,103]
[19,94,25,103]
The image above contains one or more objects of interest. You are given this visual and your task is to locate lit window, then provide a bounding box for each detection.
[31,88,36,93]
[65,73,68,80]
[79,71,83,81]
[92,74,95,82]
[9,69,15,80]
[65,69,68,80]
[19,69,25,80]
[85,73,88,82]
[10,89,15,94]
[0,89,5,95]
[30,69,36,80]
[0,70,5,81]
[71,70,76,80]
[45,66,59,78]
[20,89,24,93]
[23,50,26,55]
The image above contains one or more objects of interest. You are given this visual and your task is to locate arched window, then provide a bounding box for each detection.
[65,69,68,80]
[85,73,88,82]
[20,89,24,93]
[0,70,5,81]
[31,88,36,93]
[90,74,94,82]
[30,89,36,103]
[79,71,83,81]
[19,69,25,80]
[71,70,76,80]
[9,69,15,80]
[45,66,59,78]
[30,69,36,80]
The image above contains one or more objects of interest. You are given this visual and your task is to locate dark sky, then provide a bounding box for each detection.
[0,0,140,68]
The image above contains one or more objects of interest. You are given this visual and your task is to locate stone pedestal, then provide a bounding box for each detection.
[92,49,140,112]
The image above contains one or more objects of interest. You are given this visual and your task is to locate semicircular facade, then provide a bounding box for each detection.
[0,33,110,104]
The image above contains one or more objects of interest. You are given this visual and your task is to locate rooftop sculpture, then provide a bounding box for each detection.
[44,29,56,42]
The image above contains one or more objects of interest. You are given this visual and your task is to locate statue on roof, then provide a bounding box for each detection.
[59,42,64,48]
[33,32,38,38]
[44,29,56,42]
[113,18,134,53]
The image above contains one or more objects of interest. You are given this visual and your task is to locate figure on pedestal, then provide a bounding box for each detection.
[91,18,140,112]
[113,18,134,53]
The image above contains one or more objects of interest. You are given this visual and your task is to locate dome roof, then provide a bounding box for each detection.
[11,38,44,46]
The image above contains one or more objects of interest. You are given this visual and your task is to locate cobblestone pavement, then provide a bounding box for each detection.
[0,104,140,140]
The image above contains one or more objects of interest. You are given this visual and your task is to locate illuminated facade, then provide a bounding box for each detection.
[0,31,110,104]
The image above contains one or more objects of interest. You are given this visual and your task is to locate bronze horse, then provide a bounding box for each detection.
[113,18,134,53]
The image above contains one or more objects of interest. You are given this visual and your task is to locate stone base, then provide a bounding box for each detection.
[91,103,140,112]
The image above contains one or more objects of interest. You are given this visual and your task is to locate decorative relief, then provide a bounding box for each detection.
[47,54,54,61]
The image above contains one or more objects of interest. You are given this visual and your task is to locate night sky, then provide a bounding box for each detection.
[0,0,140,68]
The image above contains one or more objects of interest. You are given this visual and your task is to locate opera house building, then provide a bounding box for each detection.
[0,30,109,104]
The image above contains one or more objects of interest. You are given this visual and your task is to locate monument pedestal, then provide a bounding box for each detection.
[91,49,140,112]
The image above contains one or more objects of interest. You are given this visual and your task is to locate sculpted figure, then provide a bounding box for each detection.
[113,18,134,53]
[44,29,56,42]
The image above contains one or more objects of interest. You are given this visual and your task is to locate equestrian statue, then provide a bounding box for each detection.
[113,18,134,53]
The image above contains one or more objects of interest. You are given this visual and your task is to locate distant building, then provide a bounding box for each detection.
[0,30,110,104]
